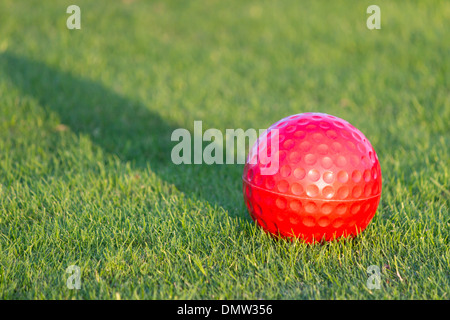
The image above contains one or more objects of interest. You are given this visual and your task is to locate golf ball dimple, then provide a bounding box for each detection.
[243,112,382,243]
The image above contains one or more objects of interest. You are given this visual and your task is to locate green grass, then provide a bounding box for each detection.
[0,0,449,299]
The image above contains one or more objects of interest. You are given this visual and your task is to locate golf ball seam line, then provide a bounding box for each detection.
[242,178,382,202]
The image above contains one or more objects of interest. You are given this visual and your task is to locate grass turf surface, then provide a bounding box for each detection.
[0,0,449,299]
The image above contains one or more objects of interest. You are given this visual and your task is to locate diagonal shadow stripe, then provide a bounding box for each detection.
[0,52,244,215]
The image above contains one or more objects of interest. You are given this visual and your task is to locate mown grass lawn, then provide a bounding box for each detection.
[0,0,448,299]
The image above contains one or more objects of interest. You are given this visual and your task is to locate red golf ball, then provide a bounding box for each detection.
[243,112,382,243]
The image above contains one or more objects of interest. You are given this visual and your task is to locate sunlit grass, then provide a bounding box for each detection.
[0,0,448,299]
